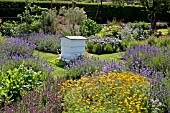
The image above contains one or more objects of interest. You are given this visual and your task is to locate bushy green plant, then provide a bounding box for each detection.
[59,6,87,25]
[57,6,87,36]
[50,59,67,68]
[80,18,101,36]
[15,21,41,35]
[87,36,122,54]
[103,44,113,53]
[119,22,150,41]
[0,32,7,43]
[120,40,129,51]
[101,25,121,37]
[57,24,81,36]
[17,1,42,34]
[168,28,170,35]
[148,38,157,46]
[40,8,57,34]
[0,63,42,108]
[128,39,147,49]
[86,41,94,53]
[0,21,18,36]
[134,21,150,30]
[92,43,102,54]
[159,38,170,47]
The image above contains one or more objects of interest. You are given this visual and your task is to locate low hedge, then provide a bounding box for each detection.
[86,36,126,54]
[0,1,170,23]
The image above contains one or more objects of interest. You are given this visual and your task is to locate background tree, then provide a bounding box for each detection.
[137,0,170,33]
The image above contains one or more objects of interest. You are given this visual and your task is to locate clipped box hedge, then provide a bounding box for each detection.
[0,1,170,23]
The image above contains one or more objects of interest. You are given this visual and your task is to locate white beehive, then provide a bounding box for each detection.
[60,36,87,61]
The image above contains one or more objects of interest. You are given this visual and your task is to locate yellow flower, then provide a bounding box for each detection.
[118,108,121,110]
[76,91,80,94]
[114,70,117,73]
[138,97,142,100]
[77,99,81,104]
[144,97,148,100]
[119,102,122,105]
[86,100,90,105]
[137,90,140,93]
[99,107,105,110]
[136,104,141,111]
[129,109,133,112]
[97,103,101,106]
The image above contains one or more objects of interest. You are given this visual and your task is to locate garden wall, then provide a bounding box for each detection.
[0,1,170,24]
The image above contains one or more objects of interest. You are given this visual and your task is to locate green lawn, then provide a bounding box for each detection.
[34,50,123,62]
[33,50,66,78]
[33,50,123,77]
[88,52,123,62]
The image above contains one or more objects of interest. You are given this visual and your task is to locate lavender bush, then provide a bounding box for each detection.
[0,37,35,60]
[0,37,53,76]
[123,45,169,112]
[65,56,124,79]
[0,37,35,71]
[26,33,61,53]
[123,45,170,77]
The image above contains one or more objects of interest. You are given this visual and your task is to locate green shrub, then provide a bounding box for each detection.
[86,41,94,53]
[16,2,42,34]
[0,63,42,108]
[101,25,121,37]
[0,21,18,36]
[103,44,113,53]
[120,40,129,51]
[159,38,170,47]
[59,6,87,25]
[87,36,122,54]
[50,59,67,68]
[0,32,7,43]
[80,18,101,36]
[92,43,102,54]
[15,21,41,35]
[40,8,57,34]
[168,28,170,35]
[134,21,150,30]
[148,38,157,46]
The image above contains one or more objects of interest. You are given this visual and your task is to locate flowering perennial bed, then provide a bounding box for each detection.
[60,71,150,113]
